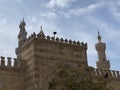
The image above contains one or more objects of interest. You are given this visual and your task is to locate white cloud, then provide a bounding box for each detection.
[87,16,120,40]
[40,20,61,36]
[25,15,61,37]
[0,17,7,26]
[108,0,120,20]
[13,0,22,3]
[40,11,58,19]
[67,1,104,16]
[47,0,75,8]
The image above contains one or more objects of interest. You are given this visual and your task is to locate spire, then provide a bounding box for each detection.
[97,31,101,43]
[40,25,44,35]
[19,18,26,30]
[41,25,43,31]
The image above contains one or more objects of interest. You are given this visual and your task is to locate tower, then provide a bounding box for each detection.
[95,32,110,70]
[16,18,27,59]
[19,26,88,90]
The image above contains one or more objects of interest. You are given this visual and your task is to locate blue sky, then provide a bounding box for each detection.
[0,0,120,70]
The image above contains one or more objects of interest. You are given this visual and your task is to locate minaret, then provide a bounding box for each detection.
[18,18,27,47]
[15,18,27,59]
[95,32,110,70]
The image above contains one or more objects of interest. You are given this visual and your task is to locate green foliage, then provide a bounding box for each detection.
[48,65,110,90]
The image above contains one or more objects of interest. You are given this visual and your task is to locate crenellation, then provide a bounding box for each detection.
[113,70,120,78]
[116,71,120,77]
[73,40,76,45]
[60,38,64,43]
[51,37,54,41]
[94,69,120,79]
[81,42,84,46]
[112,70,117,78]
[65,39,68,43]
[69,39,72,44]
[0,57,20,68]
[46,35,50,40]
[111,70,118,78]
[1,56,5,66]
[14,58,18,67]
[20,32,87,50]
[111,70,114,77]
[56,37,59,42]
[7,57,12,67]
[115,71,119,78]
[77,41,80,45]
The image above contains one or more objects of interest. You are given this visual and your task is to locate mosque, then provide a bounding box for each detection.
[0,19,120,90]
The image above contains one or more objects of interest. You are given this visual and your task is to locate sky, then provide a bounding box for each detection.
[0,0,120,70]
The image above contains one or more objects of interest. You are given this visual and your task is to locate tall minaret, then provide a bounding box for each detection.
[18,18,27,47]
[15,18,27,59]
[95,32,110,70]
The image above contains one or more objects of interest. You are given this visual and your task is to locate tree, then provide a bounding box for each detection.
[48,64,110,90]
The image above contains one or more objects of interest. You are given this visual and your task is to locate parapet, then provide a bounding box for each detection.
[93,69,120,79]
[21,32,87,49]
[0,56,20,69]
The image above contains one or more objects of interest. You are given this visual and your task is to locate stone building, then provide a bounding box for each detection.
[0,19,120,90]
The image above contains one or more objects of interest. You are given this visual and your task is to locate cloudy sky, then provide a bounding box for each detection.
[0,0,120,70]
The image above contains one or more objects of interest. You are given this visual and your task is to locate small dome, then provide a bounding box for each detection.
[97,31,101,43]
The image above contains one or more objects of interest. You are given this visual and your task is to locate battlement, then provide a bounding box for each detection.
[0,56,20,69]
[22,32,87,49]
[93,69,120,79]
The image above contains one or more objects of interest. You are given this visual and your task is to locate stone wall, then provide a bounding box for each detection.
[20,33,88,90]
[0,57,24,90]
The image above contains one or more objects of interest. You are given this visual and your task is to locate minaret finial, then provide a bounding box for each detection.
[19,18,26,30]
[38,25,45,37]
[98,31,100,35]
[97,31,101,43]
[41,25,42,31]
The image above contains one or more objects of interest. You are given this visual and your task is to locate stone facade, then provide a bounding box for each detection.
[0,19,120,90]
[0,57,24,90]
